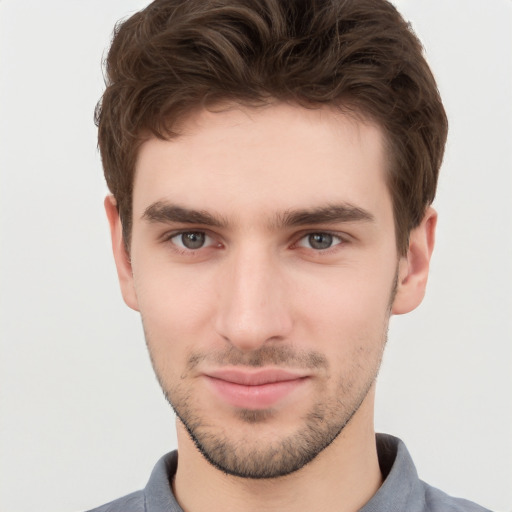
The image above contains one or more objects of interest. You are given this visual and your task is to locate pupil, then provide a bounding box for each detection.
[182,232,205,249]
[309,233,333,250]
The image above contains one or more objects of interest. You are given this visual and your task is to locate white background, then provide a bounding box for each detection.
[0,1,511,511]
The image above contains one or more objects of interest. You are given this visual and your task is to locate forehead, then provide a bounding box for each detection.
[133,102,391,224]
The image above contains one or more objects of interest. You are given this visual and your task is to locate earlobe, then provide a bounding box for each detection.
[392,207,437,315]
[104,196,140,311]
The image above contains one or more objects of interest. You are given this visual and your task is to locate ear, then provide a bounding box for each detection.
[392,207,437,315]
[104,195,140,311]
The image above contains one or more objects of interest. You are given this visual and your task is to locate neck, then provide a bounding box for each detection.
[172,389,382,512]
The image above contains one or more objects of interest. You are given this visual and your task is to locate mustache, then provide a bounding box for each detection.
[186,345,328,372]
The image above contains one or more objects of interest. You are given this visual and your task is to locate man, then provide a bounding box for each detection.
[89,0,489,510]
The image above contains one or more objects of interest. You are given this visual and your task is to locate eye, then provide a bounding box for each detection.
[297,232,343,250]
[170,231,214,250]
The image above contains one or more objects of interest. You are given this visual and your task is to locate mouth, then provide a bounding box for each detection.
[203,368,310,410]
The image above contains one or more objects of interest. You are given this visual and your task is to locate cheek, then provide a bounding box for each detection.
[289,264,394,360]
[292,265,395,323]
[132,260,219,353]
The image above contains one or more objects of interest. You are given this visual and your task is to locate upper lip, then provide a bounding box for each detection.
[204,368,308,386]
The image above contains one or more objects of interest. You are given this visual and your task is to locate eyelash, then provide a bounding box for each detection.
[293,231,346,252]
[162,229,348,255]
[162,230,220,255]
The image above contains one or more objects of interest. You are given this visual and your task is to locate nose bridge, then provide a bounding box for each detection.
[215,241,291,351]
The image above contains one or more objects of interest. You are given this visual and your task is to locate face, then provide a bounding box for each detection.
[109,102,425,479]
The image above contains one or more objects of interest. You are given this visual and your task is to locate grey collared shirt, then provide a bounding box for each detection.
[86,434,491,512]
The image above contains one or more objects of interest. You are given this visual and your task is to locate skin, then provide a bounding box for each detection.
[106,102,436,512]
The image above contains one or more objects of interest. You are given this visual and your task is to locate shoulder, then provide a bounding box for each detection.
[370,434,492,512]
[422,482,493,512]
[84,451,179,512]
[85,490,145,512]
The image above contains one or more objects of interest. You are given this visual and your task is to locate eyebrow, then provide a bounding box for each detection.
[142,201,228,227]
[142,201,374,229]
[276,204,375,227]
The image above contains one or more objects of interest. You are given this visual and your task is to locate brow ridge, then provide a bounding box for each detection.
[276,204,375,227]
[142,201,228,227]
[142,201,374,229]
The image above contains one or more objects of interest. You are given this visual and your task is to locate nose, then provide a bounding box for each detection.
[214,246,293,352]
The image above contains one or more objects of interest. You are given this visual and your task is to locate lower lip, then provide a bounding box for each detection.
[205,376,308,410]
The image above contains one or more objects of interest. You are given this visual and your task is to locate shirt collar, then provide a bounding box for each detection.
[143,434,421,512]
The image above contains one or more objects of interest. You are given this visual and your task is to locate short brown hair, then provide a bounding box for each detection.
[96,0,448,255]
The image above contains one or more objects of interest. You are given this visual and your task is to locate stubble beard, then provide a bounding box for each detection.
[146,339,386,480]
[144,267,398,480]
[175,373,378,479]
